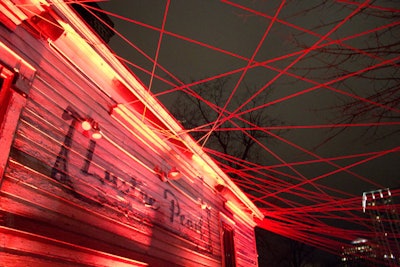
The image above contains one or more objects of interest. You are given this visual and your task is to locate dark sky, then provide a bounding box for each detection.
[95,0,399,261]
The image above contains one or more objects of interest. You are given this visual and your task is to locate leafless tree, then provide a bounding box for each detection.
[288,0,400,141]
[170,77,281,170]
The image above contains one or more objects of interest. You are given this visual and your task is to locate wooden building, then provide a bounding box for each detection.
[0,1,263,266]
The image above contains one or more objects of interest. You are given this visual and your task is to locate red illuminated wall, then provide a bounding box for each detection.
[0,2,259,267]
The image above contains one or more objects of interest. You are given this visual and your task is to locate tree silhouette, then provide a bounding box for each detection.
[170,77,281,170]
[288,0,400,142]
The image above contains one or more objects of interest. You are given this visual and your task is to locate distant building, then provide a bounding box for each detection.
[341,238,380,267]
[341,189,400,266]
[361,188,400,266]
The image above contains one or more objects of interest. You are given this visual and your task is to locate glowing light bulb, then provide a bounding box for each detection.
[92,131,102,140]
[91,122,102,139]
[168,167,181,180]
[81,120,92,131]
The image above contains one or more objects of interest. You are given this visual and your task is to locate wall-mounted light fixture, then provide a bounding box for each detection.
[81,118,93,131]
[154,166,182,181]
[167,167,181,180]
[91,122,102,139]
[80,117,102,139]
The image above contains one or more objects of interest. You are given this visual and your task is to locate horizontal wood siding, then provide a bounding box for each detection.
[0,25,224,267]
[0,16,259,267]
[0,226,148,267]
[234,221,258,267]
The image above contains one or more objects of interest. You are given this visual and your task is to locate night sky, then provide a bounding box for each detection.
[90,0,399,265]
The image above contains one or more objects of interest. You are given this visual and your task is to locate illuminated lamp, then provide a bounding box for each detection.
[91,122,102,139]
[81,119,93,131]
[168,167,181,180]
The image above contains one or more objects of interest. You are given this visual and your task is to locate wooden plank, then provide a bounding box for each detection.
[234,222,259,267]
[0,210,193,267]
[0,226,149,267]
[0,251,88,267]
[1,170,221,266]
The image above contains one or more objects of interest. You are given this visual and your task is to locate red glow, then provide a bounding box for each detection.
[50,0,400,259]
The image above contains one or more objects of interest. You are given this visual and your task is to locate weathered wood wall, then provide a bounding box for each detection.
[0,13,258,267]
